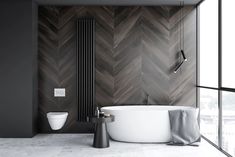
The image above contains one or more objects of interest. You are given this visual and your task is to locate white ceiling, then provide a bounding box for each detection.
[35,0,204,6]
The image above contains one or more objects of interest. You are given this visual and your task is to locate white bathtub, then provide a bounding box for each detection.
[101,105,196,143]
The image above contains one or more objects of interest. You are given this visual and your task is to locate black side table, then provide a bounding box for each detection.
[90,115,114,148]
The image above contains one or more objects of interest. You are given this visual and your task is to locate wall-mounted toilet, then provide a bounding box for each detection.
[47,112,68,130]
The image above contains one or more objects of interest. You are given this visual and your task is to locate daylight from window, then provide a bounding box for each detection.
[222,91,235,156]
[200,88,218,145]
[200,0,235,156]
[199,0,218,87]
[222,1,235,89]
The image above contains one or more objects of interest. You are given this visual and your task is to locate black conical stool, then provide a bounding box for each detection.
[90,115,114,148]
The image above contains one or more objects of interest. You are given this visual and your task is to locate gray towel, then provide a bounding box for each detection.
[168,109,201,146]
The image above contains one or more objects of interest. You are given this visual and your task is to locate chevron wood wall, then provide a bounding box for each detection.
[38,6,197,133]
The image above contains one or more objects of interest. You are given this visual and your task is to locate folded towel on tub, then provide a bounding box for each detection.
[168,108,201,146]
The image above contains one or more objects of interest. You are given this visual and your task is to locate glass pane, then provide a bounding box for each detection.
[199,0,218,87]
[222,91,235,157]
[222,1,235,88]
[200,88,219,145]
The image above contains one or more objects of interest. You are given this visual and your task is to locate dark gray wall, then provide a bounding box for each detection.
[38,6,197,133]
[0,0,38,137]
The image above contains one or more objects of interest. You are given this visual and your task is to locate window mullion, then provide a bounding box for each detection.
[218,0,222,149]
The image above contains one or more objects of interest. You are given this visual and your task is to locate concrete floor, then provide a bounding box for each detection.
[0,134,227,157]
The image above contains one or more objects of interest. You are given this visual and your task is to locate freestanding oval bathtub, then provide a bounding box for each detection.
[101,105,196,143]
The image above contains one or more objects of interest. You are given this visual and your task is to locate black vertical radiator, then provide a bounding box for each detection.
[77,18,95,122]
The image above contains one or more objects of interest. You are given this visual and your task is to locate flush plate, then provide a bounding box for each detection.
[54,88,66,97]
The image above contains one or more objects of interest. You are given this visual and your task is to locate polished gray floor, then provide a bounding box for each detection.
[0,134,227,157]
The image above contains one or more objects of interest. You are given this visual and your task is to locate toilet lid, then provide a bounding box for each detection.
[47,112,68,119]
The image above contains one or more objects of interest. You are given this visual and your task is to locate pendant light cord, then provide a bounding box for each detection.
[183,1,184,51]
[180,1,184,51]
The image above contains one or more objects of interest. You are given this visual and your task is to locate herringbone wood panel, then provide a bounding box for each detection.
[141,6,197,106]
[142,6,171,104]
[38,6,197,133]
[114,7,143,104]
[168,6,197,106]
[38,6,78,133]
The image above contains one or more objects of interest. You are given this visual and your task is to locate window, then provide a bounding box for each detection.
[199,0,219,148]
[222,1,235,88]
[199,0,235,156]
[200,88,219,145]
[222,91,235,156]
[221,1,235,156]
[199,0,218,87]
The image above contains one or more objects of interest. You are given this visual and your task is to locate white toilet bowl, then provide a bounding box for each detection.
[47,112,68,130]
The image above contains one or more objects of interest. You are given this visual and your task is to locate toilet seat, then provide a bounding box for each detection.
[47,112,68,119]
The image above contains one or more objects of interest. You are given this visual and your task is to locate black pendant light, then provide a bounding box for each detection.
[174,1,187,73]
